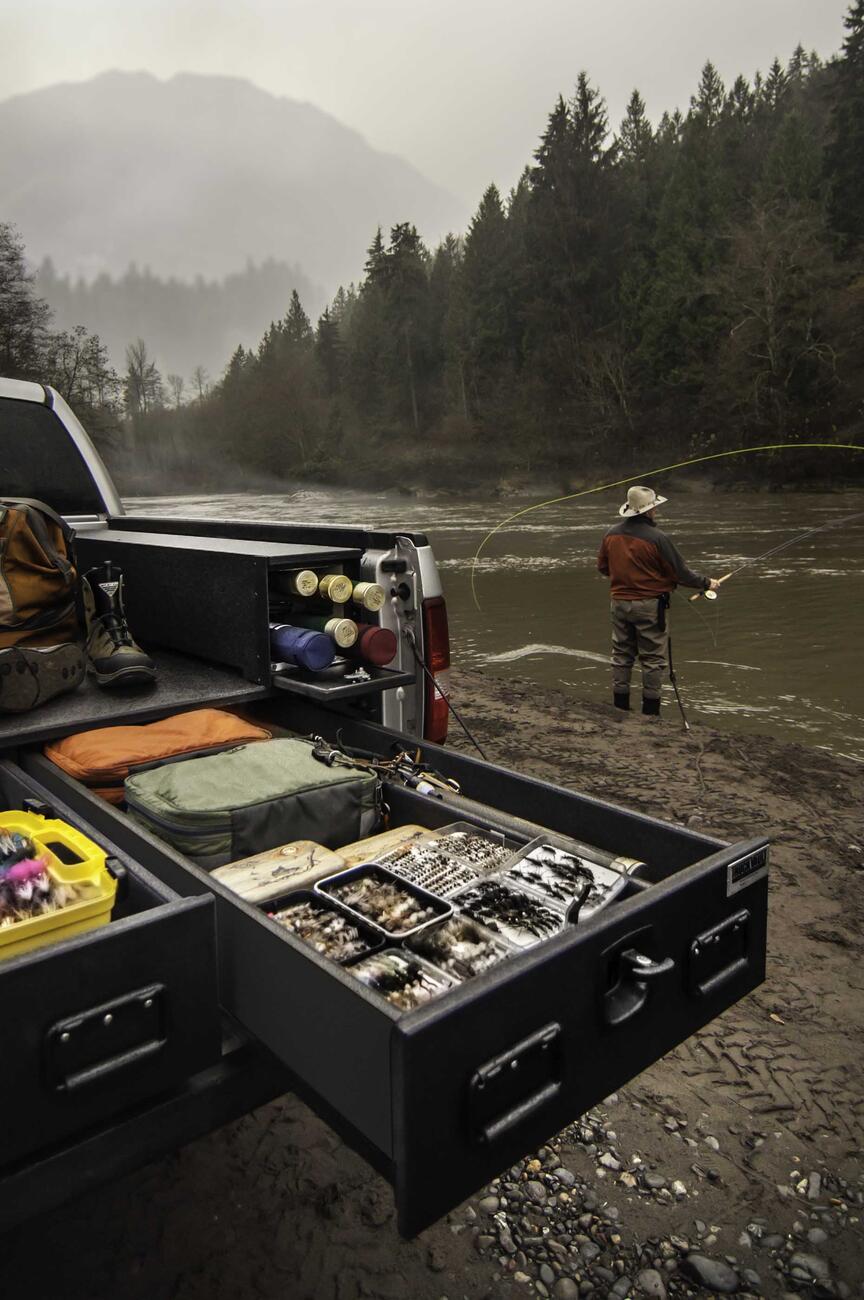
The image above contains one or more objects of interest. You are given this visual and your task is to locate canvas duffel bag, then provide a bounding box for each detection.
[44,708,272,804]
[0,497,79,649]
[124,738,381,869]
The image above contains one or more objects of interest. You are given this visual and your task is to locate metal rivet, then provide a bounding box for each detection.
[103,1013,113,1026]
[60,1031,71,1043]
[144,999,153,1009]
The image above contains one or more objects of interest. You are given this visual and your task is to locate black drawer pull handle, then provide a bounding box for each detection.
[480,1081,561,1144]
[620,949,676,982]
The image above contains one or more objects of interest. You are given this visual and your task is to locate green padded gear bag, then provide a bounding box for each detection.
[124,738,380,869]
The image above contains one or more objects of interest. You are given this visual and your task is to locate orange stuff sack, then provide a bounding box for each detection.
[44,708,272,804]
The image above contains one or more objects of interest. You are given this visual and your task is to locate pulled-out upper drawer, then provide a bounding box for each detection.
[26,723,769,1236]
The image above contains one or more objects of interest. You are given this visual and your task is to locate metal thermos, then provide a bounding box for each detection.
[291,614,359,648]
[318,573,353,604]
[351,581,386,612]
[347,625,397,666]
[269,623,336,672]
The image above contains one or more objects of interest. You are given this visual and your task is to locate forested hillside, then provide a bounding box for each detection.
[35,258,322,381]
[3,10,864,493]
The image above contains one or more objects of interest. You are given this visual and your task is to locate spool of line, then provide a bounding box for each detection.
[271,569,319,598]
[290,614,359,648]
[318,574,353,604]
[269,623,336,672]
[346,625,397,667]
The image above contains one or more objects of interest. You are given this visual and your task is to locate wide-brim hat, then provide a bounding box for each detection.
[619,485,668,517]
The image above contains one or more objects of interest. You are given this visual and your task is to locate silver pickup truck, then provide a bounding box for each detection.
[0,377,768,1236]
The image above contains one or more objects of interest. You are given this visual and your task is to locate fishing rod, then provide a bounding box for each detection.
[689,507,864,602]
[470,442,864,611]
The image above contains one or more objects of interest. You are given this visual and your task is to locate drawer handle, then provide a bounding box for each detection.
[44,984,166,1091]
[469,1022,562,1145]
[480,1081,562,1144]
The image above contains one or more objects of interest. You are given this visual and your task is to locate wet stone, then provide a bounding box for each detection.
[742,1268,762,1290]
[554,1281,580,1300]
[806,1228,828,1246]
[637,1268,668,1298]
[761,1234,784,1250]
[555,1168,577,1187]
[644,1174,667,1190]
[540,1264,555,1286]
[526,1180,548,1204]
[479,1196,500,1213]
[788,1253,830,1280]
[680,1254,740,1293]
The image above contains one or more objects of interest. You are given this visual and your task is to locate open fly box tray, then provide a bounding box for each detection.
[315,863,452,939]
[262,889,384,965]
[377,820,522,897]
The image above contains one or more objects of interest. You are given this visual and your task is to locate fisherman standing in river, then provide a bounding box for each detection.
[597,486,719,717]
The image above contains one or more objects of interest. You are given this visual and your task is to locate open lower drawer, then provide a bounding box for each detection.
[24,732,769,1236]
[0,761,222,1172]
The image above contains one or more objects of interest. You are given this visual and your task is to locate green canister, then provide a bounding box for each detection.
[292,614,359,648]
[352,581,386,612]
[318,573,353,604]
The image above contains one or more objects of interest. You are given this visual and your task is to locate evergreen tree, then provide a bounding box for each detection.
[0,222,50,377]
[827,0,864,245]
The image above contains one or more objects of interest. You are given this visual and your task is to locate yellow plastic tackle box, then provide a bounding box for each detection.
[0,810,118,960]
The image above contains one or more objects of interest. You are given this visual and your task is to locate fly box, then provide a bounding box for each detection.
[263,890,383,965]
[377,821,521,897]
[500,838,648,920]
[405,915,514,982]
[315,863,452,939]
[0,809,118,960]
[451,878,565,948]
[348,949,457,1012]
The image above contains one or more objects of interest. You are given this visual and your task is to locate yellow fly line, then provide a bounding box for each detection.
[470,441,864,610]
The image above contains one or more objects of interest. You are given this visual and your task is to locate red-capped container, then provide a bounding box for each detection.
[348,625,397,667]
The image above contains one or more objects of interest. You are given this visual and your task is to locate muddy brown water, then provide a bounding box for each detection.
[128,489,864,764]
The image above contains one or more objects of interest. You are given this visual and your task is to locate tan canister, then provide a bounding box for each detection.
[318,573,353,604]
[285,569,319,597]
[324,617,359,648]
[351,581,386,612]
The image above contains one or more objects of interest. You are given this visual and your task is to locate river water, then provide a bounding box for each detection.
[127,489,864,764]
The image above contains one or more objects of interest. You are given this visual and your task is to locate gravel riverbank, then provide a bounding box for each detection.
[3,668,862,1300]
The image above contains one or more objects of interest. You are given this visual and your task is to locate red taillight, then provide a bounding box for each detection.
[421,596,451,745]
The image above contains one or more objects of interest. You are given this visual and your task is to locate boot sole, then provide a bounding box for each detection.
[88,664,158,688]
[0,644,86,713]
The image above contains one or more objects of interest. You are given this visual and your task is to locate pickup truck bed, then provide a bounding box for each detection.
[0,379,769,1238]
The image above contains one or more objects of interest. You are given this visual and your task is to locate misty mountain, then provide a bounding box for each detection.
[0,70,467,292]
[35,257,323,383]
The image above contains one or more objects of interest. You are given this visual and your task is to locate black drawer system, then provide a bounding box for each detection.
[74,528,362,684]
[25,712,769,1236]
[0,761,222,1175]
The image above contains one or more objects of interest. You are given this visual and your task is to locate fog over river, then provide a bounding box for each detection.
[128,490,864,764]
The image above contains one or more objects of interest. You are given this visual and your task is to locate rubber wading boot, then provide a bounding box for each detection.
[0,643,86,713]
[613,692,631,711]
[82,562,157,687]
[642,696,661,716]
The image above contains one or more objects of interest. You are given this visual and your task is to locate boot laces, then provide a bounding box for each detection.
[94,611,134,648]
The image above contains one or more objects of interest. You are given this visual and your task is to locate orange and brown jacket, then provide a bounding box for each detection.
[597,515,710,601]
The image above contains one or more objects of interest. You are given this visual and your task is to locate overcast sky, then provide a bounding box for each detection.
[0,0,848,204]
